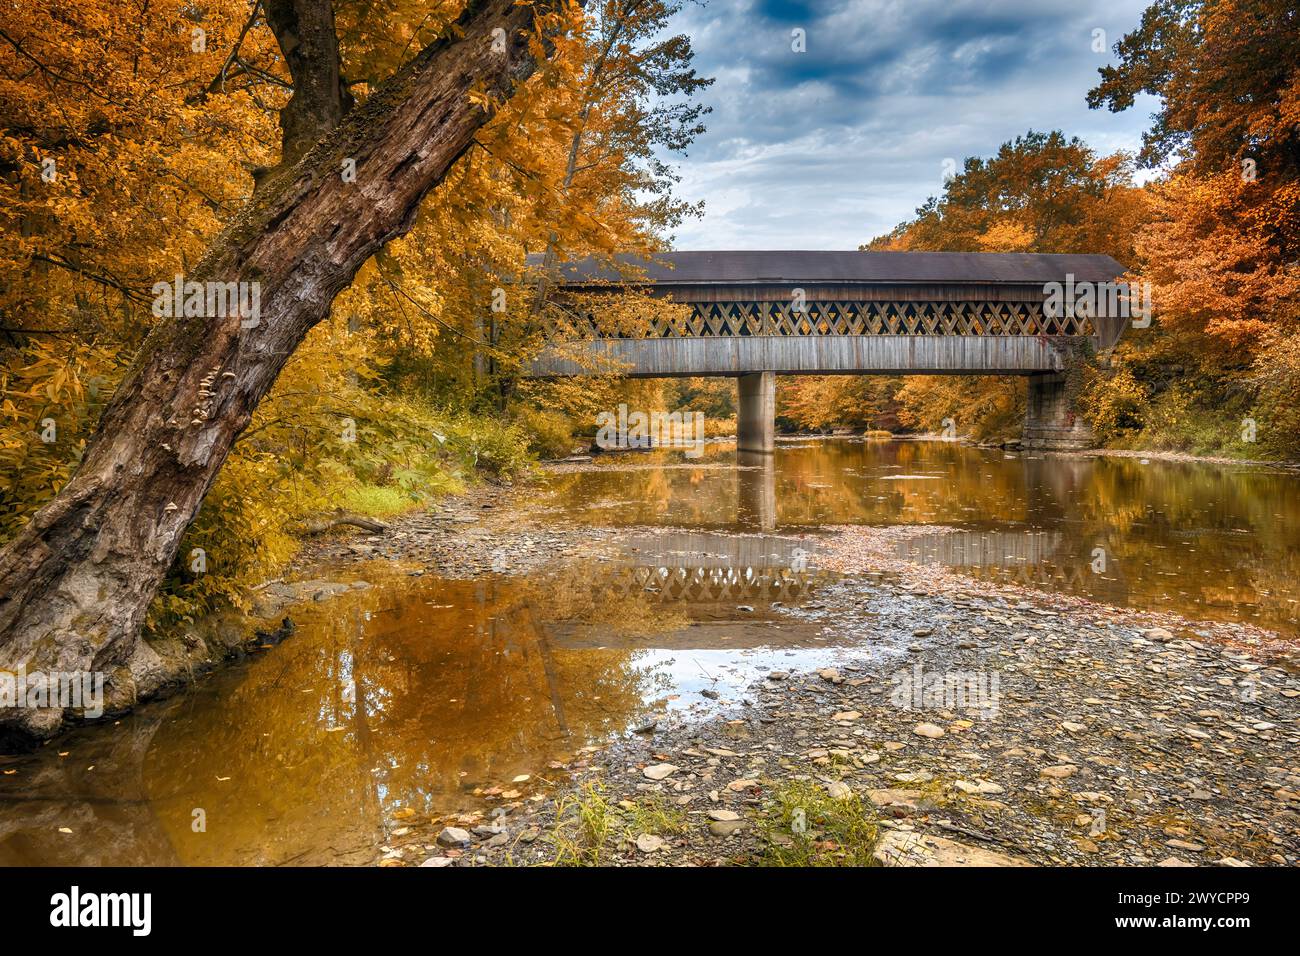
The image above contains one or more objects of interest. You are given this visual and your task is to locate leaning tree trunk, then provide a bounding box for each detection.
[0,0,547,746]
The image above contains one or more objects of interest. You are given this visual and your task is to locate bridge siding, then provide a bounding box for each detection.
[528,334,1065,378]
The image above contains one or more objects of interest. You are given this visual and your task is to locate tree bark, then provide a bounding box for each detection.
[0,0,548,747]
[297,512,389,535]
[262,0,354,176]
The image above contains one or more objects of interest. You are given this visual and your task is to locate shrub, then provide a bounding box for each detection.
[513,405,577,459]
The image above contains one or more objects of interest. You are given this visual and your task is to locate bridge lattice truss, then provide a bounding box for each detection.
[556,299,1096,339]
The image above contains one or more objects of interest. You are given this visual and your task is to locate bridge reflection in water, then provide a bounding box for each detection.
[547,529,840,651]
[737,451,777,531]
[894,528,1131,606]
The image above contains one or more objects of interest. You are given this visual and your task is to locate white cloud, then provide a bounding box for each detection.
[659,0,1158,249]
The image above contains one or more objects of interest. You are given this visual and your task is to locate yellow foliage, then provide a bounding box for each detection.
[1,1,714,624]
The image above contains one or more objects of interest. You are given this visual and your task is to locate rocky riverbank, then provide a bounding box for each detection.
[355,509,1299,868]
[83,460,1300,868]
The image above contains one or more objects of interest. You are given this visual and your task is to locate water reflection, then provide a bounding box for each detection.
[0,536,842,865]
[895,529,1129,608]
[737,451,776,530]
[544,440,1300,634]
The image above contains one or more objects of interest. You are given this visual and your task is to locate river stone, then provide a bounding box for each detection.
[914,722,946,738]
[866,789,934,812]
[420,856,455,867]
[643,763,678,780]
[709,819,745,836]
[894,770,934,783]
[636,834,665,853]
[1039,764,1077,779]
[953,779,1004,795]
[874,831,1032,867]
[708,809,741,822]
[436,826,471,848]
[825,781,853,800]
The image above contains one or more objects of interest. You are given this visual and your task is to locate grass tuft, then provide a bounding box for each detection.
[548,783,687,866]
[758,779,880,867]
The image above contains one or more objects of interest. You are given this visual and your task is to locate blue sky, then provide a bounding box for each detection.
[662,0,1159,249]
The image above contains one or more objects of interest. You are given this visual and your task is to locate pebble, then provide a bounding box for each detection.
[1039,765,1077,779]
[436,827,471,848]
[636,834,665,853]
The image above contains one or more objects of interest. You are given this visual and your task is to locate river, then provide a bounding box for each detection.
[2,438,1297,865]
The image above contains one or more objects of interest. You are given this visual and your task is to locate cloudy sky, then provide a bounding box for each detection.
[660,0,1159,249]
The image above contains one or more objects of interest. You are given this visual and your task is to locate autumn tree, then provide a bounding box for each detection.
[778,376,900,433]
[1088,0,1300,455]
[0,0,562,746]
[335,0,713,415]
[1,2,284,529]
[861,131,1147,440]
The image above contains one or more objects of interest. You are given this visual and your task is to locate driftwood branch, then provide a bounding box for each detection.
[296,511,389,535]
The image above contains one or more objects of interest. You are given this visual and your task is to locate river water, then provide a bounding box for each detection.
[2,439,1296,865]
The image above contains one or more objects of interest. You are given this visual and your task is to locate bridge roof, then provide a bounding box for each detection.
[535,250,1126,286]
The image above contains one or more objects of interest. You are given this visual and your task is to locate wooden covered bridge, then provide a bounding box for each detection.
[526,251,1130,451]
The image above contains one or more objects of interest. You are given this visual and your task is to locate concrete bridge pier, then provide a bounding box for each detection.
[1023,372,1094,450]
[737,371,776,453]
